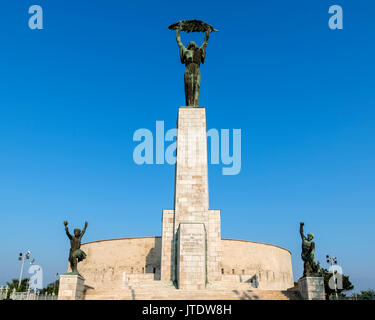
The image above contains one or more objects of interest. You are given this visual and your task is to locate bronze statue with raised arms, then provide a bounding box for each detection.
[169,20,217,107]
[63,220,88,276]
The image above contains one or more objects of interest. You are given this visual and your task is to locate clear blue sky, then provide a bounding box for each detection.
[0,0,374,293]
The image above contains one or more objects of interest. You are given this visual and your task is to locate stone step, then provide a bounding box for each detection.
[83,287,300,300]
[94,280,258,290]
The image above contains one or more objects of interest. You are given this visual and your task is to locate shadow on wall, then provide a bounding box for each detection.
[145,237,162,280]
[232,290,259,300]
[244,274,259,288]
[232,289,301,300]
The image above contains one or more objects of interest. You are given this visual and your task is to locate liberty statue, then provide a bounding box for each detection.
[169,20,217,107]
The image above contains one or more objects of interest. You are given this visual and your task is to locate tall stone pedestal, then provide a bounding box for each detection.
[298,277,325,300]
[58,274,85,300]
[161,107,222,288]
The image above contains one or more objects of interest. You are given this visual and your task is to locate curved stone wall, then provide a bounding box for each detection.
[76,237,162,289]
[221,239,294,290]
[75,236,293,290]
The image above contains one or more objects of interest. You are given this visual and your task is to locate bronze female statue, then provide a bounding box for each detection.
[176,29,209,107]
[169,20,217,107]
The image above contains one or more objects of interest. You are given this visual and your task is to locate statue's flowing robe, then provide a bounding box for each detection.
[180,47,205,106]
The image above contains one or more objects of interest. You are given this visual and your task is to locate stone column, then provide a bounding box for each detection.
[298,277,325,300]
[58,274,85,300]
[173,107,209,225]
[160,107,222,287]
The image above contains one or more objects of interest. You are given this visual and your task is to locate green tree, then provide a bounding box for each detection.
[321,268,354,299]
[39,280,59,295]
[357,289,375,300]
[5,278,30,299]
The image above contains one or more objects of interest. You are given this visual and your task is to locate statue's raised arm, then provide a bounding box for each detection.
[176,28,185,50]
[300,222,305,240]
[64,220,72,240]
[80,221,88,239]
[176,28,186,63]
[200,31,209,50]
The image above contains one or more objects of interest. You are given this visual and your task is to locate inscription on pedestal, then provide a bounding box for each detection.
[182,232,204,252]
[177,223,206,290]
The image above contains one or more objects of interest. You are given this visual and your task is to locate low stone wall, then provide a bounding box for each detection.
[221,239,294,290]
[75,236,293,290]
[75,237,162,289]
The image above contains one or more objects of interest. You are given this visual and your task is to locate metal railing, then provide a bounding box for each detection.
[329,294,375,300]
[0,287,57,300]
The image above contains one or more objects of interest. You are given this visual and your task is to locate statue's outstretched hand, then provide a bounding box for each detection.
[64,221,68,226]
[85,221,88,227]
[300,222,304,226]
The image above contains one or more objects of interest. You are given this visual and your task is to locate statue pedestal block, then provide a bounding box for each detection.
[298,277,325,300]
[177,223,206,290]
[58,274,85,300]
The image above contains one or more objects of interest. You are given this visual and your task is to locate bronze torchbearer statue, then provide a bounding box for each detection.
[300,222,321,277]
[63,220,88,276]
[169,20,218,107]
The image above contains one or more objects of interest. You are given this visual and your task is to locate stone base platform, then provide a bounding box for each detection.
[64,106,297,300]
[83,281,301,300]
[58,274,85,300]
[68,236,294,299]
[298,277,325,300]
[83,279,301,300]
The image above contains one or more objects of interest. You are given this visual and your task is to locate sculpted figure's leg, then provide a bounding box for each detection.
[191,70,196,106]
[194,71,201,106]
[306,261,313,276]
[69,257,74,272]
[189,73,195,106]
[184,71,189,105]
[303,262,306,277]
[185,70,194,106]
[70,257,78,273]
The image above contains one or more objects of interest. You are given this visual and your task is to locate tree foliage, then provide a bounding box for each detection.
[321,268,354,299]
[5,278,30,299]
[357,289,375,300]
[39,280,59,295]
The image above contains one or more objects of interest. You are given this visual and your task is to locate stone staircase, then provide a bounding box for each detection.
[83,280,301,300]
